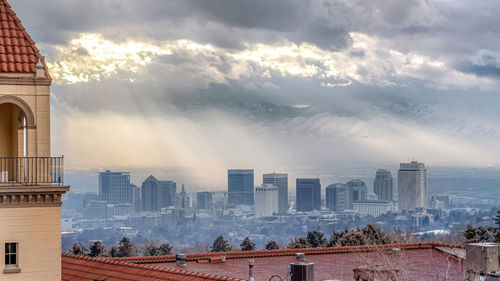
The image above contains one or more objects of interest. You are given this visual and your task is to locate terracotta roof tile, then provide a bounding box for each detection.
[62,253,246,281]
[104,242,465,281]
[0,0,49,75]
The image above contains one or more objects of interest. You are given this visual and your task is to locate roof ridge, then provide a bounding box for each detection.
[105,242,465,264]
[62,253,246,281]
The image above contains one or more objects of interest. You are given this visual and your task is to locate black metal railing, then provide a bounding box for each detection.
[0,156,64,186]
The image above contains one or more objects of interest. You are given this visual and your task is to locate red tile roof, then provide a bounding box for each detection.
[62,253,246,281]
[0,0,48,75]
[106,242,466,281]
[113,242,465,264]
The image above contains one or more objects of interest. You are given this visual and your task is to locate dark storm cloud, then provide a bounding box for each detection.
[457,52,500,79]
[183,0,308,32]
[11,0,353,50]
[460,63,500,79]
[11,0,183,43]
[10,0,500,56]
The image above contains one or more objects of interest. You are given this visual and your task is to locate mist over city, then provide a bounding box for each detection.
[1,0,500,280]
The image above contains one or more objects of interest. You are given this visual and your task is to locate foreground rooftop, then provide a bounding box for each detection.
[62,242,465,281]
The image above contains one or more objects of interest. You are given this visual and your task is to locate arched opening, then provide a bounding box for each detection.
[0,96,35,157]
[0,102,27,157]
[0,97,35,183]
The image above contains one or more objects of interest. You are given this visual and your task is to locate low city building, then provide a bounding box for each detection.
[353,200,396,217]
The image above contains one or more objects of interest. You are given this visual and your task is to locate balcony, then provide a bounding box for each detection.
[0,156,64,186]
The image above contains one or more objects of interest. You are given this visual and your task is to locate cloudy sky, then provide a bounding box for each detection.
[11,0,500,186]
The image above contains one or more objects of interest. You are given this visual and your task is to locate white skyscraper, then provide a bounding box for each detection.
[398,161,427,211]
[263,173,288,213]
[255,184,279,217]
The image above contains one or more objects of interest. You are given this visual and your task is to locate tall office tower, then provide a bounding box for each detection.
[255,184,279,217]
[263,173,288,213]
[196,192,214,209]
[325,183,352,211]
[176,184,190,209]
[373,169,394,201]
[0,2,70,278]
[228,169,254,206]
[131,184,141,212]
[398,161,427,211]
[296,178,321,212]
[141,176,159,212]
[325,185,336,211]
[159,180,177,207]
[346,179,367,202]
[98,170,132,204]
[141,175,177,212]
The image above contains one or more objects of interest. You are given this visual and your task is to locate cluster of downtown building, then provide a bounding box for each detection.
[62,160,466,247]
[77,171,198,221]
[228,161,428,218]
[67,161,432,223]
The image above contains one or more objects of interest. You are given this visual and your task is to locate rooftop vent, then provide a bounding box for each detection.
[392,248,401,255]
[290,262,314,281]
[176,253,187,267]
[296,253,306,260]
[209,255,226,263]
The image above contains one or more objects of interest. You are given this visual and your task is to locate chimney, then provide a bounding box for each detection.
[248,259,255,281]
[176,253,187,267]
[290,262,314,281]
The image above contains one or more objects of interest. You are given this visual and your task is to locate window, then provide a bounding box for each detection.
[4,242,20,273]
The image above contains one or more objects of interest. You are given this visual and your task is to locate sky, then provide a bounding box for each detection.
[11,0,500,187]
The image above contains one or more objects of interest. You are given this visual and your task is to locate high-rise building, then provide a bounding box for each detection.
[325,183,352,211]
[255,184,279,217]
[373,169,393,201]
[160,180,177,207]
[346,179,367,202]
[296,178,321,212]
[0,3,70,278]
[131,184,141,212]
[196,192,214,209]
[398,161,427,211]
[263,173,288,213]
[98,170,132,204]
[141,175,177,212]
[176,184,190,209]
[228,169,254,206]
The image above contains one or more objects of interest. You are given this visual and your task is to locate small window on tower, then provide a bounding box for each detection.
[4,242,20,273]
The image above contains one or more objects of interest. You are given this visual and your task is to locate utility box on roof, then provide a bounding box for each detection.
[466,243,500,274]
[290,262,314,281]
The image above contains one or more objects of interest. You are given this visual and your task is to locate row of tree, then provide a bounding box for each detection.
[210,224,392,252]
[70,224,400,256]
[463,209,500,243]
[71,237,172,258]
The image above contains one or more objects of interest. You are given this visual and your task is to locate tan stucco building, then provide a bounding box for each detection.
[0,0,69,280]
